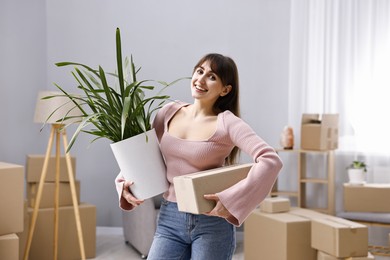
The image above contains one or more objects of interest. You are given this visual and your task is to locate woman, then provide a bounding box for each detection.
[116,53,283,259]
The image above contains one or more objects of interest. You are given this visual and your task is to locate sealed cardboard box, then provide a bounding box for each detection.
[0,233,19,260]
[174,163,253,214]
[344,183,390,212]
[0,162,24,236]
[27,180,80,208]
[301,114,339,150]
[26,154,76,183]
[311,216,368,258]
[244,209,316,260]
[26,203,96,260]
[260,197,290,213]
[317,251,374,260]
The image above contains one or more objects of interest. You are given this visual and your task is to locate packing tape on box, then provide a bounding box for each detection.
[324,217,364,231]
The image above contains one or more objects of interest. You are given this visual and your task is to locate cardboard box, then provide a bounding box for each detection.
[26,154,76,183]
[0,233,19,260]
[311,216,368,258]
[27,180,80,208]
[301,114,339,150]
[289,207,330,220]
[344,183,390,212]
[17,201,29,260]
[260,197,291,213]
[0,162,24,236]
[26,203,96,260]
[174,163,253,214]
[244,209,316,260]
[317,251,374,260]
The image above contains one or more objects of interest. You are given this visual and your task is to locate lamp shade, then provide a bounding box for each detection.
[34,91,82,124]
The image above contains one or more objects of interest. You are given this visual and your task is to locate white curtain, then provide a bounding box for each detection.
[289,0,390,155]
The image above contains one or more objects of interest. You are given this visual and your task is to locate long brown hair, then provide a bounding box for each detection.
[193,53,241,165]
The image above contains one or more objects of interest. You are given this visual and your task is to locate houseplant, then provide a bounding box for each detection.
[46,28,187,199]
[347,160,367,185]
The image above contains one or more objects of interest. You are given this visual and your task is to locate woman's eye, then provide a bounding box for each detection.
[209,75,216,80]
[196,69,204,74]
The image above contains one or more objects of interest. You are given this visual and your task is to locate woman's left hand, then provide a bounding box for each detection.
[203,194,233,219]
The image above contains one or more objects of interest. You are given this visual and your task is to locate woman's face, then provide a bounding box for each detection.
[191,60,231,104]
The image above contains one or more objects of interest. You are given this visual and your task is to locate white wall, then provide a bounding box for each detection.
[0,0,48,157]
[1,0,290,226]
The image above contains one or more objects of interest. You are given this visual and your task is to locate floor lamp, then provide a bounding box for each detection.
[24,91,86,260]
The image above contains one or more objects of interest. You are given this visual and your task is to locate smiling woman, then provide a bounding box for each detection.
[168,59,233,142]
[116,53,283,259]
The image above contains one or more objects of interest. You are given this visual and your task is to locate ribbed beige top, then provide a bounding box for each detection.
[117,101,283,226]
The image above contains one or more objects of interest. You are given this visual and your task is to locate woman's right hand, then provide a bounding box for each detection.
[122,180,144,207]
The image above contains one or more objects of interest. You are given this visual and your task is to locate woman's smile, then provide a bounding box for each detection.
[194,84,208,93]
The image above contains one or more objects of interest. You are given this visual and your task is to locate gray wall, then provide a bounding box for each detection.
[1,0,290,226]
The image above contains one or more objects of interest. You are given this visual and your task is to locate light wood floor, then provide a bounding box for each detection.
[93,227,244,260]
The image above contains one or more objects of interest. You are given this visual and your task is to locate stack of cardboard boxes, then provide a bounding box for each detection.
[245,197,374,260]
[19,154,97,260]
[0,162,24,260]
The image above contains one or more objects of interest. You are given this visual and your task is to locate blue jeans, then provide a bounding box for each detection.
[147,199,236,260]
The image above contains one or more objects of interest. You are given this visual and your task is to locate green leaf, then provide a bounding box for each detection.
[116,28,125,97]
[121,96,131,139]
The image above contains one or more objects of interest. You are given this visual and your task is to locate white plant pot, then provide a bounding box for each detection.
[348,168,366,185]
[110,128,168,200]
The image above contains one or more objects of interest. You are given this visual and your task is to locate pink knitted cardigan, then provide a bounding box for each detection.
[116,101,283,226]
